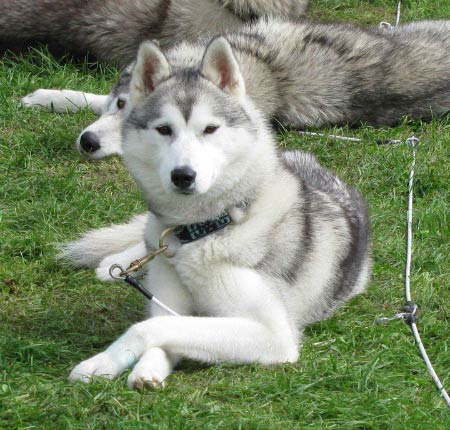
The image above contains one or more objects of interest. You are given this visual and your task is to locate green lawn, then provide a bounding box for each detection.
[1,1,449,429]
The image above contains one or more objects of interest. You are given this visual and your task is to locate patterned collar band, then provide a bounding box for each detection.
[173,202,247,244]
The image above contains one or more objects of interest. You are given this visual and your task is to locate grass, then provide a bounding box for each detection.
[1,1,449,428]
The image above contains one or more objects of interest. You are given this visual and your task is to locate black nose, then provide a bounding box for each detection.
[171,166,197,190]
[80,131,100,153]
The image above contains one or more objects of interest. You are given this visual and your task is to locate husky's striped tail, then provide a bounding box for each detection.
[59,214,147,267]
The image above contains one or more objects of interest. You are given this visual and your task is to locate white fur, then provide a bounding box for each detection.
[75,110,124,159]
[21,89,107,114]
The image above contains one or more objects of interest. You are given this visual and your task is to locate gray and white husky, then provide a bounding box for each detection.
[22,19,450,159]
[1,0,310,64]
[67,38,371,388]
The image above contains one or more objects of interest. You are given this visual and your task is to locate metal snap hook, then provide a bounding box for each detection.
[109,264,126,280]
[159,226,177,257]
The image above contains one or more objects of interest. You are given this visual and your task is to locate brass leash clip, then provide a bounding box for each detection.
[110,226,177,279]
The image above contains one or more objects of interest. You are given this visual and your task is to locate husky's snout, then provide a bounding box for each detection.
[171,166,197,192]
[79,131,101,153]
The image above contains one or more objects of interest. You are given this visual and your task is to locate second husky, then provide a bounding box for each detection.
[67,38,371,388]
[23,19,450,159]
[1,0,310,64]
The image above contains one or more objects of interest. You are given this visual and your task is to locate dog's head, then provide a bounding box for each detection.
[122,37,274,224]
[76,64,134,159]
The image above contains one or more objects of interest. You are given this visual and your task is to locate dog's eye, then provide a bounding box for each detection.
[155,125,173,136]
[117,98,126,109]
[204,125,219,134]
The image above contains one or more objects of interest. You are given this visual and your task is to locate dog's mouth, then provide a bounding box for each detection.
[173,189,196,195]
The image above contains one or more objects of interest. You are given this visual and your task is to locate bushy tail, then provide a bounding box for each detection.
[0,0,75,51]
[58,213,147,267]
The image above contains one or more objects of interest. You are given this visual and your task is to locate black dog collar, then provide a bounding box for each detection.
[173,211,233,244]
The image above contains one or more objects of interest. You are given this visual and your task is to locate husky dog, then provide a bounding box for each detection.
[22,66,134,159]
[1,0,310,65]
[21,66,134,159]
[22,19,450,159]
[68,38,371,388]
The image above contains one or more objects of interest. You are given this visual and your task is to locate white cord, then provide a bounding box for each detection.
[300,2,450,408]
[152,297,180,317]
[395,0,402,26]
[403,137,450,407]
[411,323,450,405]
[297,131,363,142]
[404,136,416,304]
[379,0,401,29]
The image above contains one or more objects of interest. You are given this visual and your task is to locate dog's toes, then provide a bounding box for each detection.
[96,254,126,282]
[69,352,122,383]
[20,93,36,107]
[127,371,166,391]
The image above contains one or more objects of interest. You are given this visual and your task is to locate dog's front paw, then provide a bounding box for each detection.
[69,352,123,383]
[126,348,172,390]
[21,89,81,112]
[127,367,166,390]
[21,89,57,110]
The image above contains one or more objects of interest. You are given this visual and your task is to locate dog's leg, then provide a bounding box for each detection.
[126,260,190,389]
[70,315,299,384]
[21,89,107,114]
[70,258,191,385]
[69,266,299,385]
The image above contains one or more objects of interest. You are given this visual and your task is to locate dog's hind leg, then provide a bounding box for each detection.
[21,89,107,114]
[95,241,147,282]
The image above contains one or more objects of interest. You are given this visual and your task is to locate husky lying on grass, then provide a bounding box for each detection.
[1,0,310,64]
[67,37,372,389]
[22,19,450,159]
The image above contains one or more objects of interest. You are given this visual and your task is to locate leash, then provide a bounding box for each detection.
[377,1,450,408]
[298,0,449,400]
[109,226,180,316]
[296,131,363,142]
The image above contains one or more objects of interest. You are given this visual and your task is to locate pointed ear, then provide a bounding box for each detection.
[130,41,171,105]
[200,36,246,98]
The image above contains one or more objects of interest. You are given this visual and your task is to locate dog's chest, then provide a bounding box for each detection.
[170,233,227,290]
[144,223,227,293]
